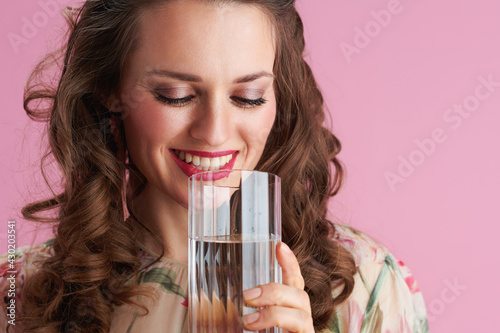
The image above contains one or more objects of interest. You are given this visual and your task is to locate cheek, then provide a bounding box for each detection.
[254,103,277,147]
[123,99,185,147]
[241,103,277,168]
[124,106,163,149]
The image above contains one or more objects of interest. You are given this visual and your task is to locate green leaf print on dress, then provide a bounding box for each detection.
[141,267,186,298]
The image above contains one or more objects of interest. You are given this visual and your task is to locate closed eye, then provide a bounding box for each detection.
[154,94,194,106]
[154,94,267,108]
[232,96,267,108]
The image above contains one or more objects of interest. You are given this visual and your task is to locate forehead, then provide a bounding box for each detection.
[129,1,276,81]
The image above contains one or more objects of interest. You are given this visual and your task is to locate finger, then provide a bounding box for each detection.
[242,306,314,333]
[276,242,305,290]
[243,283,311,314]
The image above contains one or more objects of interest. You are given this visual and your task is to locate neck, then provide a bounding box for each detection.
[129,184,189,264]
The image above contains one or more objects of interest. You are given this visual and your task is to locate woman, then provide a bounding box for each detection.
[0,0,429,332]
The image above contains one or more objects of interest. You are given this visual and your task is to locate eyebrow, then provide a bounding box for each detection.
[144,69,274,83]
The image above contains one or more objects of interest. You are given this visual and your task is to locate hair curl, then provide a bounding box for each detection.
[18,0,357,331]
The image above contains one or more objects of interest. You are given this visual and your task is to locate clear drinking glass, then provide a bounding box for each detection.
[188,170,282,333]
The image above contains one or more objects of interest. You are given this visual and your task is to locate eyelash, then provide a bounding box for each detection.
[154,94,267,108]
[232,96,267,107]
[155,94,193,106]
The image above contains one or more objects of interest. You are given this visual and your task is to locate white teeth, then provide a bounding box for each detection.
[210,157,220,169]
[176,150,235,170]
[200,157,211,168]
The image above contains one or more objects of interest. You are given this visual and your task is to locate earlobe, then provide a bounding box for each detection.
[100,93,128,162]
[102,93,118,111]
[102,93,131,120]
[109,113,127,163]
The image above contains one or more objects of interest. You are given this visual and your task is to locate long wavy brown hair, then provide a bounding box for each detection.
[18,0,357,331]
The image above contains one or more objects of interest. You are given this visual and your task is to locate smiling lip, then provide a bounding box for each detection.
[176,149,238,158]
[169,149,239,178]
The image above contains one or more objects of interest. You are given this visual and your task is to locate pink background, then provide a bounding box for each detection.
[1,0,497,331]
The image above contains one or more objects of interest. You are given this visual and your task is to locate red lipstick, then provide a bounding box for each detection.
[174,149,238,158]
[169,149,238,179]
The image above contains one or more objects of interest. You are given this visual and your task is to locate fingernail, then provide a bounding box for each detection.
[281,242,292,254]
[243,287,261,300]
[243,311,260,325]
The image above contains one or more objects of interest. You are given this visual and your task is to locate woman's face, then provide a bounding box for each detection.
[116,1,277,209]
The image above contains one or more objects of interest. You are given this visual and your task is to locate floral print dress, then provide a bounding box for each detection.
[0,223,429,332]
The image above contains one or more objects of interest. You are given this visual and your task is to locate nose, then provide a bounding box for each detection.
[189,96,233,147]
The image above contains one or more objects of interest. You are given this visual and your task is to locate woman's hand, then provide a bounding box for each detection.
[242,242,315,333]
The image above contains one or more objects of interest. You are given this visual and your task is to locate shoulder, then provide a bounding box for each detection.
[332,223,390,268]
[0,239,54,277]
[0,239,54,287]
[0,240,54,330]
[328,224,429,333]
[330,223,391,300]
